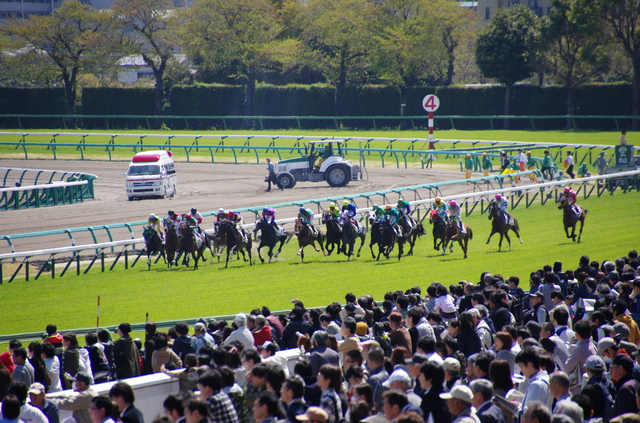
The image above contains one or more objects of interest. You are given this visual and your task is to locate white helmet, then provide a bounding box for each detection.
[149,213,157,219]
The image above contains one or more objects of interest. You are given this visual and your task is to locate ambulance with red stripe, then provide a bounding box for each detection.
[125,150,177,200]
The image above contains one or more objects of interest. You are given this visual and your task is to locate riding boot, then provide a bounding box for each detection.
[459,222,466,234]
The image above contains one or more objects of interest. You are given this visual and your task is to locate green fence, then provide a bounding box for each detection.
[0,113,639,131]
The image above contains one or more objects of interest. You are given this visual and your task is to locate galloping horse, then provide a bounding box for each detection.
[253,219,287,263]
[321,211,342,256]
[558,194,588,243]
[218,220,252,268]
[428,210,447,253]
[340,218,366,261]
[443,219,473,259]
[486,201,523,251]
[368,211,384,259]
[163,218,180,268]
[380,222,404,260]
[143,226,165,270]
[398,214,425,256]
[294,219,326,263]
[178,223,207,269]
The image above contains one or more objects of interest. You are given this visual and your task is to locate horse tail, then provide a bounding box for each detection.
[417,223,426,236]
[468,227,473,240]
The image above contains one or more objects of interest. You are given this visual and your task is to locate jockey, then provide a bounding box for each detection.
[190,208,203,225]
[228,210,244,227]
[341,200,362,232]
[383,205,403,237]
[216,208,227,222]
[372,204,385,219]
[261,207,282,236]
[494,194,513,225]
[148,214,164,243]
[298,207,317,237]
[166,210,182,229]
[447,200,466,234]
[328,202,341,220]
[397,199,415,230]
[563,186,579,215]
[431,197,448,220]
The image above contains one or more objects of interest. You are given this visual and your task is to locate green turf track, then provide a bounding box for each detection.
[0,189,637,336]
[0,130,636,168]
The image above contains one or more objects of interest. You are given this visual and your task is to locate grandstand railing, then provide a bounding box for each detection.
[1,169,638,284]
[0,114,639,131]
[0,167,97,210]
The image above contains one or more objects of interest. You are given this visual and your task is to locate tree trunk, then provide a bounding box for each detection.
[632,54,640,131]
[503,84,511,130]
[63,70,76,128]
[154,71,164,116]
[244,73,256,130]
[565,73,575,131]
[400,84,408,130]
[334,52,347,117]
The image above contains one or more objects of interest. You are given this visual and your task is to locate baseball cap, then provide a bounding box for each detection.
[382,369,412,387]
[389,312,403,323]
[75,372,92,385]
[613,354,635,372]
[585,355,606,371]
[597,337,616,355]
[194,322,206,333]
[601,324,616,335]
[257,341,278,353]
[614,322,631,339]
[345,303,356,312]
[528,292,544,299]
[443,357,461,372]
[439,385,474,403]
[406,353,428,365]
[28,383,46,395]
[296,407,328,422]
[609,271,620,281]
[234,313,247,326]
[117,323,131,334]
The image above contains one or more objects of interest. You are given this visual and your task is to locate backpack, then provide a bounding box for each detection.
[509,298,523,326]
[594,379,615,423]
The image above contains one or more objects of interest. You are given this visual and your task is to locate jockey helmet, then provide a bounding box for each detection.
[373,204,379,209]
[495,194,502,200]
[299,207,306,214]
[564,187,571,193]
[263,207,269,214]
[191,208,197,214]
[329,203,336,208]
[449,200,457,207]
[149,213,157,220]
[228,211,236,218]
[343,200,349,206]
[526,151,532,156]
[385,204,392,210]
[466,154,471,158]
[168,210,175,216]
[482,152,487,157]
[435,197,441,204]
[218,208,225,214]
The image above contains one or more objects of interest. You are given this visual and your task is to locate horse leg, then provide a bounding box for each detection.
[225,247,230,268]
[275,239,285,258]
[193,252,199,270]
[267,246,273,263]
[397,239,404,261]
[147,254,151,270]
[356,235,365,258]
[461,239,468,259]
[577,218,584,243]
[257,242,265,263]
[486,230,495,245]
[504,232,512,251]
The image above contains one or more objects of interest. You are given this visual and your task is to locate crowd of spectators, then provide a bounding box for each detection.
[2,250,640,423]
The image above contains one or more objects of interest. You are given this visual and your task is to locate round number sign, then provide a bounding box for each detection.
[422,94,440,112]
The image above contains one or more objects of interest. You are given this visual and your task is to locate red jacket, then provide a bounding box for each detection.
[253,326,273,347]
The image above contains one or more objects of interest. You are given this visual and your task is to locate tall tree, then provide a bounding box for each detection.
[111,0,180,116]
[546,0,607,129]
[300,0,375,116]
[601,0,640,130]
[0,1,110,116]
[180,0,289,125]
[475,5,543,128]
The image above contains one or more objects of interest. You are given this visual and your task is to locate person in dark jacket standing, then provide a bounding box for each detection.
[471,379,505,423]
[610,354,640,416]
[418,361,451,423]
[489,291,512,332]
[172,322,195,362]
[458,312,482,357]
[113,324,140,380]
[143,322,159,375]
[522,293,549,326]
[109,382,144,423]
[282,308,311,350]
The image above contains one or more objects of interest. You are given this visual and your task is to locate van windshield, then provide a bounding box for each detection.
[128,165,161,176]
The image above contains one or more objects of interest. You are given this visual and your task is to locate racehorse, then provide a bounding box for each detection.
[294,218,326,263]
[218,220,252,268]
[253,219,287,263]
[558,194,588,243]
[486,201,523,251]
[380,222,404,260]
[398,214,425,256]
[428,210,447,253]
[178,223,207,269]
[368,211,384,259]
[163,218,180,268]
[321,212,342,256]
[143,226,165,270]
[443,219,473,259]
[340,217,366,261]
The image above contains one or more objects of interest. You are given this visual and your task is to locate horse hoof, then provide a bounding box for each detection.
[260,258,265,263]
[441,251,445,256]
[485,241,490,245]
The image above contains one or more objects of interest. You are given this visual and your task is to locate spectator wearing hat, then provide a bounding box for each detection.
[388,313,412,354]
[191,323,215,355]
[382,391,409,423]
[382,369,420,407]
[223,314,255,351]
[470,379,505,423]
[6,381,48,423]
[48,372,97,423]
[612,301,640,344]
[581,355,616,422]
[109,382,143,423]
[523,293,549,326]
[258,342,289,376]
[613,323,638,354]
[28,383,59,423]
[308,331,340,376]
[296,406,328,423]
[515,348,552,416]
[366,347,389,410]
[112,324,140,380]
[611,354,640,416]
[440,385,480,423]
[443,357,461,390]
[89,396,115,423]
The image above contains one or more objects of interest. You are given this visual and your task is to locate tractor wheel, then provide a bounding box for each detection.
[326,165,351,187]
[277,172,296,189]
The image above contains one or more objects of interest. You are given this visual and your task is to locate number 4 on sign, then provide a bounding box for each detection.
[422,94,440,112]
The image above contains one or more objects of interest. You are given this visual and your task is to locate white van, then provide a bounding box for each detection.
[125,150,177,200]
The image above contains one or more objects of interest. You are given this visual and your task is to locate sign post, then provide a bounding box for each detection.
[422,95,440,150]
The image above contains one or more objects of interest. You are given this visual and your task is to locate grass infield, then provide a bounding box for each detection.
[0,189,637,336]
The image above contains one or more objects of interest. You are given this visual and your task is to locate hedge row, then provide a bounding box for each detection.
[0,83,634,130]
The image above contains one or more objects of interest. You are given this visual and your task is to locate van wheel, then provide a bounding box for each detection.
[128,196,134,201]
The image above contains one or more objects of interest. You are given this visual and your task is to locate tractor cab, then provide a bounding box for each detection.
[308,140,344,172]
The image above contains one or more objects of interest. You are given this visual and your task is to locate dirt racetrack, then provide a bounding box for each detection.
[0,159,476,254]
